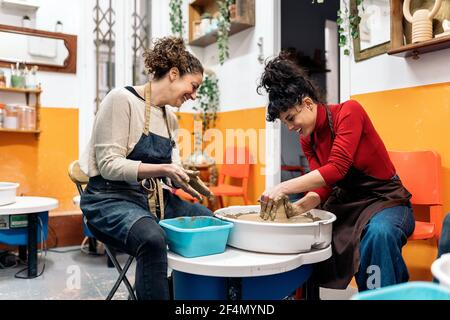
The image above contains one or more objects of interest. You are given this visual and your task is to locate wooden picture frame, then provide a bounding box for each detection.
[351,0,391,62]
[0,24,77,74]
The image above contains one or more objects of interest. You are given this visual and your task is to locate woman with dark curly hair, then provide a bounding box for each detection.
[257,52,415,292]
[79,37,213,300]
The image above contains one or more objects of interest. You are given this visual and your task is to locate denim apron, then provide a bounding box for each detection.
[80,83,211,245]
[312,105,412,289]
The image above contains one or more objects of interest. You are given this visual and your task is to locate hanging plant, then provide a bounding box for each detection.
[193,70,220,133]
[217,0,233,65]
[337,0,364,55]
[312,0,364,56]
[169,0,184,38]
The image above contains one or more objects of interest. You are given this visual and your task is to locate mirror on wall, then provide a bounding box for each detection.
[351,0,391,62]
[0,24,77,73]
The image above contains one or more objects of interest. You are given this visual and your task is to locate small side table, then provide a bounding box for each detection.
[0,196,58,277]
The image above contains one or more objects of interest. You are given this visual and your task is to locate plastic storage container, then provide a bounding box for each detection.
[351,282,450,300]
[159,216,233,258]
[432,253,450,290]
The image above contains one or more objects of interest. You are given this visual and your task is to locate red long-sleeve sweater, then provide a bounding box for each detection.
[300,100,396,203]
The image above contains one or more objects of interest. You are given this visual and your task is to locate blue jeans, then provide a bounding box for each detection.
[437,213,450,258]
[355,205,415,291]
[86,191,212,300]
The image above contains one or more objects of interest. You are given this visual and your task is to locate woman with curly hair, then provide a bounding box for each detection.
[79,37,212,300]
[257,52,415,292]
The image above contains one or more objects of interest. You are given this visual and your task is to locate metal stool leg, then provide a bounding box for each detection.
[88,237,98,254]
[104,246,136,300]
[107,247,116,268]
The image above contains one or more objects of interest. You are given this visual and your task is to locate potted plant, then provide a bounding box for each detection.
[313,0,364,56]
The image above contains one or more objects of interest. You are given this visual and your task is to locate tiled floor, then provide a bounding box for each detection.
[0,246,357,300]
[0,246,135,300]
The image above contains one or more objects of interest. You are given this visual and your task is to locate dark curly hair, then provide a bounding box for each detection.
[143,37,203,80]
[257,50,325,122]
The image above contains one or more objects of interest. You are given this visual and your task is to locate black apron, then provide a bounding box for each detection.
[313,105,412,289]
[80,83,176,244]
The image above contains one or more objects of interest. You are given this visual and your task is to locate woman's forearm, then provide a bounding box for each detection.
[280,169,326,195]
[137,163,167,180]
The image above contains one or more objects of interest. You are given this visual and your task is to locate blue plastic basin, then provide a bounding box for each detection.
[159,216,233,258]
[351,281,450,300]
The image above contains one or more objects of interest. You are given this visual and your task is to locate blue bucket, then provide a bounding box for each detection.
[351,281,450,300]
[159,216,233,258]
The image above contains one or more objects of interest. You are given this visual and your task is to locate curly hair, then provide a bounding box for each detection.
[143,37,203,80]
[257,50,325,122]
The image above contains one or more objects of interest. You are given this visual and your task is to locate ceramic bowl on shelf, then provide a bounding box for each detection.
[0,182,19,206]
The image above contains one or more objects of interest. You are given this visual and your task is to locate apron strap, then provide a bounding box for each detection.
[311,104,335,152]
[141,178,165,220]
[163,106,176,148]
[143,82,152,136]
[142,81,169,219]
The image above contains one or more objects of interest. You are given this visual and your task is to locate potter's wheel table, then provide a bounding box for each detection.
[168,245,331,300]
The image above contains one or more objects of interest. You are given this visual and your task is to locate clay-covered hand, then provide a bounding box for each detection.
[259,195,305,221]
[284,200,308,218]
[183,169,213,199]
[165,164,203,201]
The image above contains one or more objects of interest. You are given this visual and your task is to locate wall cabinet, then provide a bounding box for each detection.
[188,0,255,47]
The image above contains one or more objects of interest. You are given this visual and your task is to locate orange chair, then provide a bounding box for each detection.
[174,188,198,203]
[209,146,251,209]
[388,150,444,241]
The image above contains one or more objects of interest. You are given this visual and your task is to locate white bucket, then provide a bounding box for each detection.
[0,182,19,206]
[432,253,450,291]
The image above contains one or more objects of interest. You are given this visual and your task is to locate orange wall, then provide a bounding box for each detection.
[178,107,267,206]
[353,82,450,280]
[0,107,79,212]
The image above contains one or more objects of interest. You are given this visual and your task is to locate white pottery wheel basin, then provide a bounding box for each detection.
[0,182,19,206]
[214,205,336,254]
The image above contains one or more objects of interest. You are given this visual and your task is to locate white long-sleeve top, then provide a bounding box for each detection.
[79,87,181,183]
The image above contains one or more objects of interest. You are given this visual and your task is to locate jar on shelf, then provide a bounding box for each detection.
[28,106,36,130]
[0,104,5,128]
[0,70,6,87]
[4,104,19,129]
[24,106,35,130]
[17,105,29,130]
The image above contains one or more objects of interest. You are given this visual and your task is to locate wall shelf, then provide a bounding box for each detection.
[0,128,40,134]
[0,86,42,138]
[189,21,254,47]
[388,35,450,59]
[188,0,255,47]
[0,87,42,94]
[389,0,450,59]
